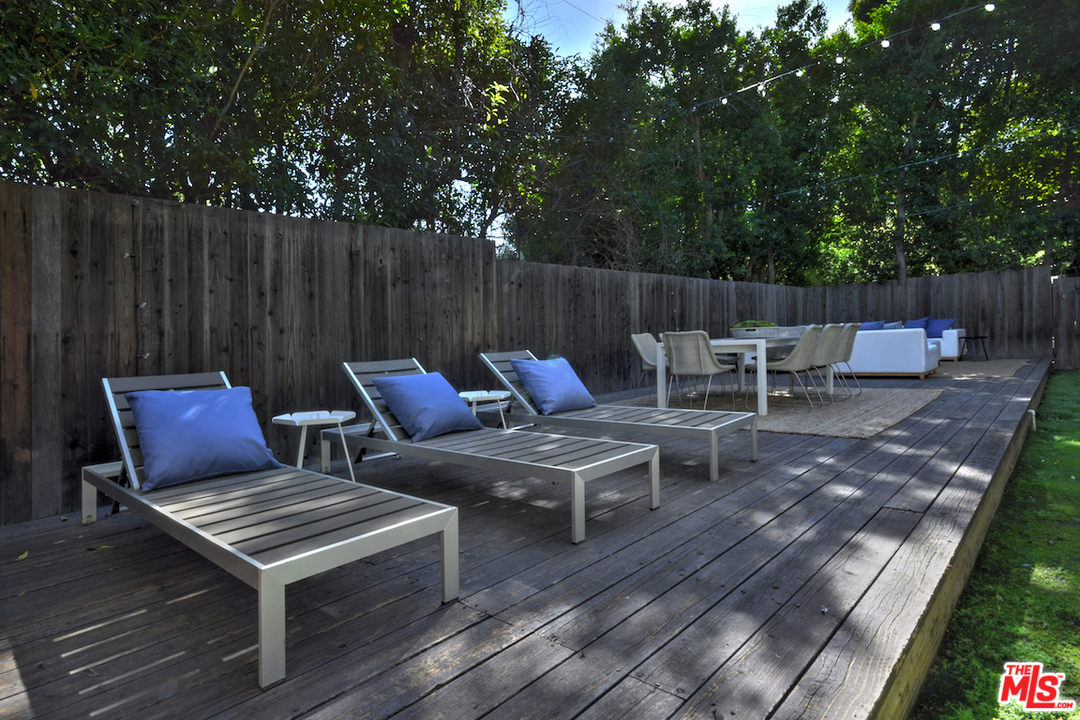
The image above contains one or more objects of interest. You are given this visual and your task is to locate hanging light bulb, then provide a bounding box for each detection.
[796,68,805,78]
[721,97,728,105]
[931,21,941,31]
[985,3,995,10]
[881,38,891,48]
[758,83,766,95]
[835,55,845,64]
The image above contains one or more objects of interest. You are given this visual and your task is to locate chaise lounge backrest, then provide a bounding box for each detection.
[103,371,231,490]
[342,358,427,442]
[479,350,544,416]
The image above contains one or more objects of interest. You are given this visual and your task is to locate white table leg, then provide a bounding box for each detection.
[336,422,356,483]
[295,426,309,468]
[755,340,768,416]
[656,341,667,409]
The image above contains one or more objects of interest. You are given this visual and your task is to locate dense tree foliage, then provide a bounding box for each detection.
[2,0,1077,283]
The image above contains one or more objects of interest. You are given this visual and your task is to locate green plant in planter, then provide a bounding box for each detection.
[733,320,779,328]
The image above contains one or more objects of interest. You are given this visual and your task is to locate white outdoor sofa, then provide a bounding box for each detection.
[845,328,943,378]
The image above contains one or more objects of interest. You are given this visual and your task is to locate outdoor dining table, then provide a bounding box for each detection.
[655,334,833,416]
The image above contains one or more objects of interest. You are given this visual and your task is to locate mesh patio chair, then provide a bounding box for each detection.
[809,323,845,402]
[661,331,738,410]
[832,323,863,396]
[631,332,659,394]
[747,324,824,410]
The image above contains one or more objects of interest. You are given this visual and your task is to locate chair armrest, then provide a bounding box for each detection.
[940,328,966,359]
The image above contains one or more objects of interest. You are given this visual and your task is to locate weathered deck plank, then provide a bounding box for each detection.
[0,360,1048,720]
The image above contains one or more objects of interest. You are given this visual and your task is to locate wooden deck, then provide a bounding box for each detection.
[0,358,1049,720]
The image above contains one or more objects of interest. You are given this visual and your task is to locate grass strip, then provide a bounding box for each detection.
[912,371,1080,719]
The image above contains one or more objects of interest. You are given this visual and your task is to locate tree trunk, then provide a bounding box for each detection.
[894,178,908,286]
[689,113,714,235]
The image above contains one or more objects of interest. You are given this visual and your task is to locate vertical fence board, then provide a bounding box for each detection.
[30,187,63,518]
[1,183,32,524]
[1054,277,1080,369]
[57,189,92,492]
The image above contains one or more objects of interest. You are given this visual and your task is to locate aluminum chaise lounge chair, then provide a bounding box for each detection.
[335,359,661,544]
[81,371,459,688]
[480,350,758,483]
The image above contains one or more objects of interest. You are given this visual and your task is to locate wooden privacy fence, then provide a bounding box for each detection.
[0,181,1065,524]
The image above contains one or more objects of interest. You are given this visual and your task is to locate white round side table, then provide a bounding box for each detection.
[458,390,511,428]
[272,410,356,482]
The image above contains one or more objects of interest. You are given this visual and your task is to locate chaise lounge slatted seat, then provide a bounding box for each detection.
[81,371,459,688]
[480,350,758,483]
[334,359,661,544]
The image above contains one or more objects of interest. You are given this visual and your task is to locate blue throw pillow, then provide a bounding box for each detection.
[510,356,597,415]
[372,372,482,442]
[926,318,956,338]
[859,321,885,331]
[905,316,930,331]
[126,387,281,492]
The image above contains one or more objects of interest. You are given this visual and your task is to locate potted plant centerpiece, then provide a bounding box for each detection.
[730,320,780,338]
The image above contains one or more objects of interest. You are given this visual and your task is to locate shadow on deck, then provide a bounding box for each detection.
[0,357,1050,720]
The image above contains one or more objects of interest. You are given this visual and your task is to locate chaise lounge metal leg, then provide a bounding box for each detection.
[441,510,460,603]
[750,417,758,461]
[649,452,660,510]
[258,573,287,688]
[571,475,586,544]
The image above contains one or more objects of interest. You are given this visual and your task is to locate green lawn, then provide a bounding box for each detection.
[911,371,1080,719]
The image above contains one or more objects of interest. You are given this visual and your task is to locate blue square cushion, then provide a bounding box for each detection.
[905,316,930,331]
[510,356,597,415]
[859,321,885,331]
[372,372,482,442]
[926,318,956,338]
[126,387,281,492]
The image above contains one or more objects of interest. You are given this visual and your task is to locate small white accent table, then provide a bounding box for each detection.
[272,410,356,482]
[459,390,511,428]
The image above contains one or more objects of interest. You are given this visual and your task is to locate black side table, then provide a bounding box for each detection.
[961,335,989,360]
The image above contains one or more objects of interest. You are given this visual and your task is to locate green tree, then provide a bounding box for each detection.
[1,0,558,238]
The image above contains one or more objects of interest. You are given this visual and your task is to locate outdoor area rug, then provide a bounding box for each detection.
[934,358,1027,378]
[613,387,943,439]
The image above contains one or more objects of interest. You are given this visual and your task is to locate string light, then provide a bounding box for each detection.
[684,1,998,116]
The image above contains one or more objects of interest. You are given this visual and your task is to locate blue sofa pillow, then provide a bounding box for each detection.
[126,387,281,492]
[905,316,930,331]
[510,356,597,415]
[372,372,482,442]
[859,321,885,331]
[926,318,956,338]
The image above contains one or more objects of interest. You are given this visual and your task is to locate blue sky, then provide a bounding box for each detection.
[504,0,853,57]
